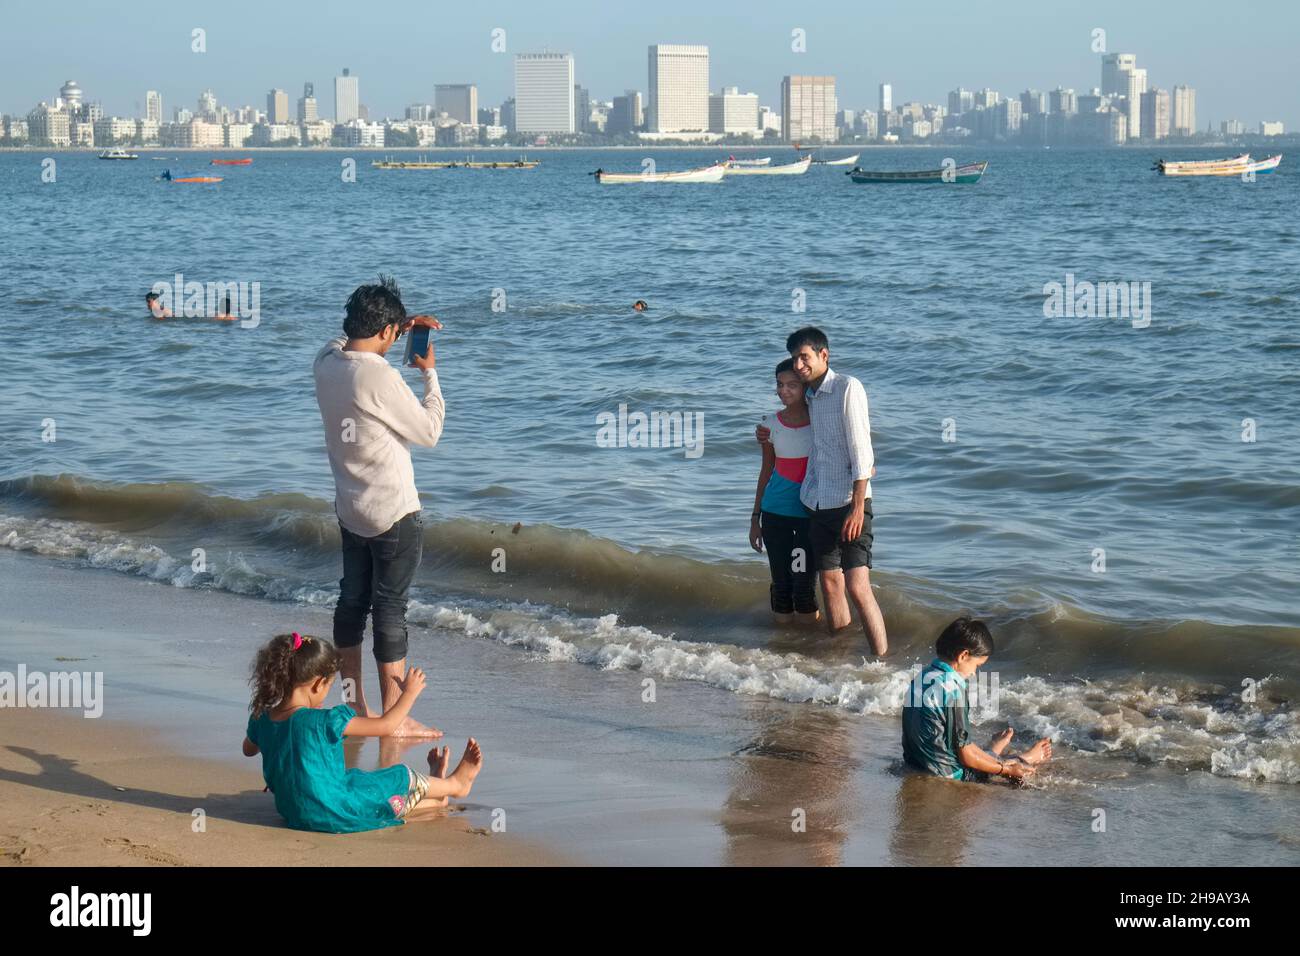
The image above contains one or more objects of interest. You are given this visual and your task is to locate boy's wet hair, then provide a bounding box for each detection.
[344,274,406,339]
[935,616,994,660]
[145,291,160,303]
[248,633,342,717]
[786,326,829,355]
[775,358,796,377]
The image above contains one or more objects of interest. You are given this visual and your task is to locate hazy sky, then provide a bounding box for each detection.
[3,0,1294,127]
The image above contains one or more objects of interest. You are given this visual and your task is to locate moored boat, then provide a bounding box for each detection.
[1153,154,1252,176]
[811,153,860,166]
[1246,154,1283,175]
[372,155,539,169]
[846,160,988,184]
[723,155,812,176]
[593,162,726,184]
[98,147,138,160]
[211,158,253,166]
[725,155,771,167]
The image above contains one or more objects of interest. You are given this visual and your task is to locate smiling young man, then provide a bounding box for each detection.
[313,275,445,737]
[761,326,887,655]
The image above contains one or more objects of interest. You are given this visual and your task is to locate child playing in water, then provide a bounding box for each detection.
[242,632,483,833]
[901,617,1052,782]
[749,358,820,623]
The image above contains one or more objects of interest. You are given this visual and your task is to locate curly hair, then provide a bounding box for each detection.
[248,633,342,717]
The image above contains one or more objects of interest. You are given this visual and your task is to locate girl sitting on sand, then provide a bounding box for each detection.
[241,632,482,833]
[750,359,820,623]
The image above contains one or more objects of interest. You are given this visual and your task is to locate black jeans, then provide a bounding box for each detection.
[334,511,423,664]
[760,511,819,615]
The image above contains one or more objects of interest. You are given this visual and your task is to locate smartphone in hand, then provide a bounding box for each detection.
[404,326,432,366]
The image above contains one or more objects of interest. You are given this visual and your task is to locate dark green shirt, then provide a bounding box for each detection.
[901,659,972,780]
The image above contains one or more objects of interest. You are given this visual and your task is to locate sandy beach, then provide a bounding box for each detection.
[3,548,1297,867]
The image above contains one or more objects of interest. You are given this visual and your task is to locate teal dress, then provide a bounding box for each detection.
[246,704,411,833]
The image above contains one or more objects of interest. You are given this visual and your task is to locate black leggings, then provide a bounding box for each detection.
[760,511,819,615]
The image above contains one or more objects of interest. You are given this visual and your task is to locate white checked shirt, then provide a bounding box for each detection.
[799,367,875,510]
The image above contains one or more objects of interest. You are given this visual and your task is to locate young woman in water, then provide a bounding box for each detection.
[749,359,820,624]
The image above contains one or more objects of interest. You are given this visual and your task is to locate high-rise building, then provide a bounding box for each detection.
[334,68,359,123]
[647,44,709,132]
[198,89,218,119]
[1140,88,1170,140]
[267,89,289,124]
[514,54,575,133]
[608,91,643,135]
[1049,87,1076,115]
[435,84,478,125]
[976,88,1000,109]
[27,102,72,146]
[1220,119,1245,136]
[1172,85,1196,137]
[708,86,760,134]
[1260,121,1284,136]
[948,88,973,116]
[500,97,515,133]
[1019,90,1046,115]
[878,82,892,113]
[574,85,590,133]
[298,82,317,123]
[996,98,1022,136]
[782,75,837,143]
[145,90,162,123]
[1101,54,1137,96]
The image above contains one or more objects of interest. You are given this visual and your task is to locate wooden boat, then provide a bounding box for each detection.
[211,158,253,166]
[726,155,771,167]
[593,162,725,184]
[98,147,138,160]
[723,155,812,176]
[372,155,539,169]
[1153,154,1251,176]
[847,160,987,184]
[811,153,860,166]
[1247,154,1283,175]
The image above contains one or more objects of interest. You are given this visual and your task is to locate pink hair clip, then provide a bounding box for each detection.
[291,632,303,650]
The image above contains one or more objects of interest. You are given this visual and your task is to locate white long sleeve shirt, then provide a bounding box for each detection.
[799,366,875,510]
[313,336,445,538]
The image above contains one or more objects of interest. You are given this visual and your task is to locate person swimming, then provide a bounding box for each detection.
[633,300,649,312]
[145,291,172,319]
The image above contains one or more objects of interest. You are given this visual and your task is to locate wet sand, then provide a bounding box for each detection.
[1,550,1296,866]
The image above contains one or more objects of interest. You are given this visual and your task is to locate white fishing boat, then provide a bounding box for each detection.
[1246,154,1283,175]
[726,155,771,167]
[1153,153,1251,176]
[98,147,138,160]
[812,153,860,166]
[593,162,726,184]
[723,155,812,176]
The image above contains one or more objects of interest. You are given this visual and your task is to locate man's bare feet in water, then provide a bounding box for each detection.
[991,728,1014,755]
[446,738,484,798]
[391,717,443,739]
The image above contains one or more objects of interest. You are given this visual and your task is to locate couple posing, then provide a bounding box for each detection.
[751,327,888,656]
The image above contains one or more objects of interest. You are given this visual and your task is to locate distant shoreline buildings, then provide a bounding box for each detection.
[1,46,1286,150]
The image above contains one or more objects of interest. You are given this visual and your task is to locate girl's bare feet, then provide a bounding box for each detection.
[427,745,450,779]
[991,728,1014,755]
[447,738,484,797]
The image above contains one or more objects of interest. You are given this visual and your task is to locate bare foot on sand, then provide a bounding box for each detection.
[389,717,443,739]
[1020,738,1053,766]
[991,728,1014,755]
[427,745,450,779]
[447,738,484,797]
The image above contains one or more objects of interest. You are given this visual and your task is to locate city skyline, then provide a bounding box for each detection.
[1,0,1295,129]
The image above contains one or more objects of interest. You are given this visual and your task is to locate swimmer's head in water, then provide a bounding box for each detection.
[633,300,648,311]
[145,291,161,304]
